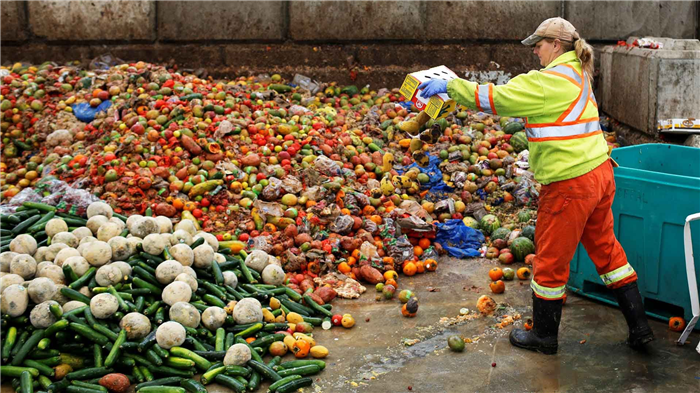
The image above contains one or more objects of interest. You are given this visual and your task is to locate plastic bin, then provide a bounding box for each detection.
[567,144,700,329]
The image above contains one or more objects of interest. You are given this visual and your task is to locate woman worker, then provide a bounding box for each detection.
[418,17,654,355]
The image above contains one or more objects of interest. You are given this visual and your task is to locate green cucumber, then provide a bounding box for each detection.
[137,387,185,393]
[276,364,320,377]
[65,367,112,380]
[163,357,194,369]
[212,375,245,393]
[93,344,103,368]
[275,377,313,393]
[179,379,206,393]
[11,330,45,366]
[200,366,225,385]
[68,267,96,290]
[168,347,211,371]
[1,366,40,378]
[135,377,183,391]
[250,333,286,348]
[233,323,262,338]
[22,360,54,377]
[68,323,109,345]
[20,370,34,393]
[22,202,56,213]
[302,295,333,318]
[60,287,91,304]
[104,330,126,367]
[132,277,163,296]
[246,359,281,382]
[268,375,303,392]
[70,381,106,393]
[2,326,17,361]
[276,359,326,370]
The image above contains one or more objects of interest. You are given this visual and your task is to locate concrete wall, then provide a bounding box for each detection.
[1,0,699,87]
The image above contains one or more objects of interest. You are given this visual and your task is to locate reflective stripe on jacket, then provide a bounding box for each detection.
[446,51,609,185]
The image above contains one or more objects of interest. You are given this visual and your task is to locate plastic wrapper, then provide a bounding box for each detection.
[435,219,485,258]
[302,186,325,202]
[387,235,415,265]
[363,219,378,234]
[359,241,379,261]
[281,176,303,194]
[261,177,283,201]
[434,199,456,215]
[513,171,539,206]
[398,200,428,219]
[379,218,396,238]
[251,236,273,254]
[329,215,353,235]
[314,156,341,177]
[253,200,284,218]
[0,177,98,215]
[72,101,112,123]
[420,246,439,262]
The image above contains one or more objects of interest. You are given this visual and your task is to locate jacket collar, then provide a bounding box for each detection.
[543,51,579,70]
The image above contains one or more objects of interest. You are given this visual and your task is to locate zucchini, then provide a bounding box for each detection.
[60,287,91,304]
[189,238,205,249]
[38,375,53,390]
[145,348,163,366]
[11,331,30,357]
[303,295,333,317]
[108,286,130,312]
[91,324,119,341]
[163,357,194,369]
[276,364,321,377]
[192,350,225,361]
[233,323,263,339]
[224,366,250,377]
[250,333,286,348]
[224,333,234,350]
[168,347,211,371]
[247,371,260,391]
[200,366,225,385]
[276,359,326,370]
[143,301,162,316]
[214,328,225,352]
[150,366,193,379]
[68,268,96,290]
[2,326,17,361]
[11,329,45,366]
[238,261,256,284]
[66,386,104,393]
[1,366,40,378]
[62,265,80,284]
[93,344,103,368]
[22,202,56,213]
[104,330,126,367]
[283,287,302,302]
[66,367,112,380]
[137,387,185,393]
[179,379,206,393]
[68,323,109,345]
[275,377,313,393]
[151,344,169,359]
[198,281,226,299]
[263,323,289,332]
[212,375,245,393]
[141,366,154,381]
[201,294,225,308]
[22,360,54,377]
[20,370,34,393]
[268,375,303,392]
[132,366,145,383]
[70,382,106,393]
[246,359,281,382]
[12,214,42,235]
[132,277,163,296]
[211,260,224,285]
[27,211,55,234]
[135,377,183,391]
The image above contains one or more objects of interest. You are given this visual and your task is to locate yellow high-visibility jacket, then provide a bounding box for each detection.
[446,51,609,185]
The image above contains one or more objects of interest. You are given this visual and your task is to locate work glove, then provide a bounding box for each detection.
[418,79,448,99]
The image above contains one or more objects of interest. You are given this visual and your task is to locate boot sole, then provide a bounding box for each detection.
[509,335,558,355]
[629,333,654,349]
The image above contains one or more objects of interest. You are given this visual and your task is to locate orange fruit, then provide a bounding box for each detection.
[415,261,425,274]
[413,246,424,257]
[338,262,351,274]
[418,238,431,249]
[403,262,417,276]
[424,259,438,272]
[384,270,398,281]
[489,280,505,294]
[488,267,504,281]
[516,267,531,280]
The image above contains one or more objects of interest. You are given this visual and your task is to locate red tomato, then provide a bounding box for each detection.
[192,209,203,218]
[200,198,210,207]
[238,233,250,242]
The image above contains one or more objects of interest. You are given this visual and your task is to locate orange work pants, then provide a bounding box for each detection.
[531,160,637,300]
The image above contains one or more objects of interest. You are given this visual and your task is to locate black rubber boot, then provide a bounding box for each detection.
[509,295,562,355]
[612,282,654,348]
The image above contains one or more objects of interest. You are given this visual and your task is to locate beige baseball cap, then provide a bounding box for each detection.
[522,17,580,46]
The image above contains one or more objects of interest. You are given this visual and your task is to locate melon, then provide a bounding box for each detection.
[462,217,479,229]
[503,121,524,135]
[479,214,501,235]
[521,225,536,242]
[517,210,532,223]
[491,227,511,241]
[511,131,529,153]
[511,237,535,262]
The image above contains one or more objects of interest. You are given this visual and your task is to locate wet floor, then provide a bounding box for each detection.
[3,256,698,393]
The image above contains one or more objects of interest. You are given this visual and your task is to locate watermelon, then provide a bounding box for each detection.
[463,217,479,229]
[491,227,511,241]
[511,237,535,261]
[518,210,532,223]
[479,214,501,235]
[511,131,529,153]
[521,225,536,242]
[503,121,524,135]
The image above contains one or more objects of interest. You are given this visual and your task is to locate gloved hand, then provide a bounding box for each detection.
[418,79,448,99]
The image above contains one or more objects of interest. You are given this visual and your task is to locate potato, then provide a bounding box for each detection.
[193,244,214,269]
[174,219,197,236]
[63,256,90,276]
[28,277,58,303]
[119,312,151,340]
[156,321,186,349]
[155,216,173,234]
[131,217,159,238]
[162,281,192,306]
[214,253,226,265]
[99,374,130,393]
[52,232,79,248]
[81,241,112,266]
[224,344,251,366]
[108,217,126,233]
[45,218,69,238]
[142,233,168,255]
[79,286,92,299]
[171,230,193,246]
[10,254,37,279]
[126,214,143,233]
[90,293,119,319]
[62,300,85,313]
[1,284,29,317]
[72,227,93,241]
[155,260,183,284]
[223,271,238,289]
[126,236,142,251]
[201,306,226,331]
[232,298,263,324]
[10,234,37,255]
[169,244,194,267]
[245,250,270,272]
[194,232,219,252]
[169,301,201,328]
[87,201,113,219]
[30,300,59,328]
[37,264,66,285]
[0,274,24,292]
[34,247,49,263]
[54,247,80,266]
[96,265,123,287]
[182,266,197,278]
[174,272,198,291]
[262,264,285,286]
[97,222,122,242]
[108,237,136,261]
[43,244,67,263]
[50,286,68,305]
[0,251,18,272]
[87,215,109,235]
[37,261,53,272]
[110,261,132,278]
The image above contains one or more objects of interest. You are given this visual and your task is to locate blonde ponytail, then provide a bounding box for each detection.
[574,38,594,82]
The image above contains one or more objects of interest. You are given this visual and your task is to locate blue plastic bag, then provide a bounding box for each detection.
[435,219,485,258]
[72,101,112,123]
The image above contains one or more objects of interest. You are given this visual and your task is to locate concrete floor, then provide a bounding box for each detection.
[305,256,700,393]
[2,256,698,393]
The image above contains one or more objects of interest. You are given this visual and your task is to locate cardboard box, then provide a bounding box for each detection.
[399,66,459,120]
